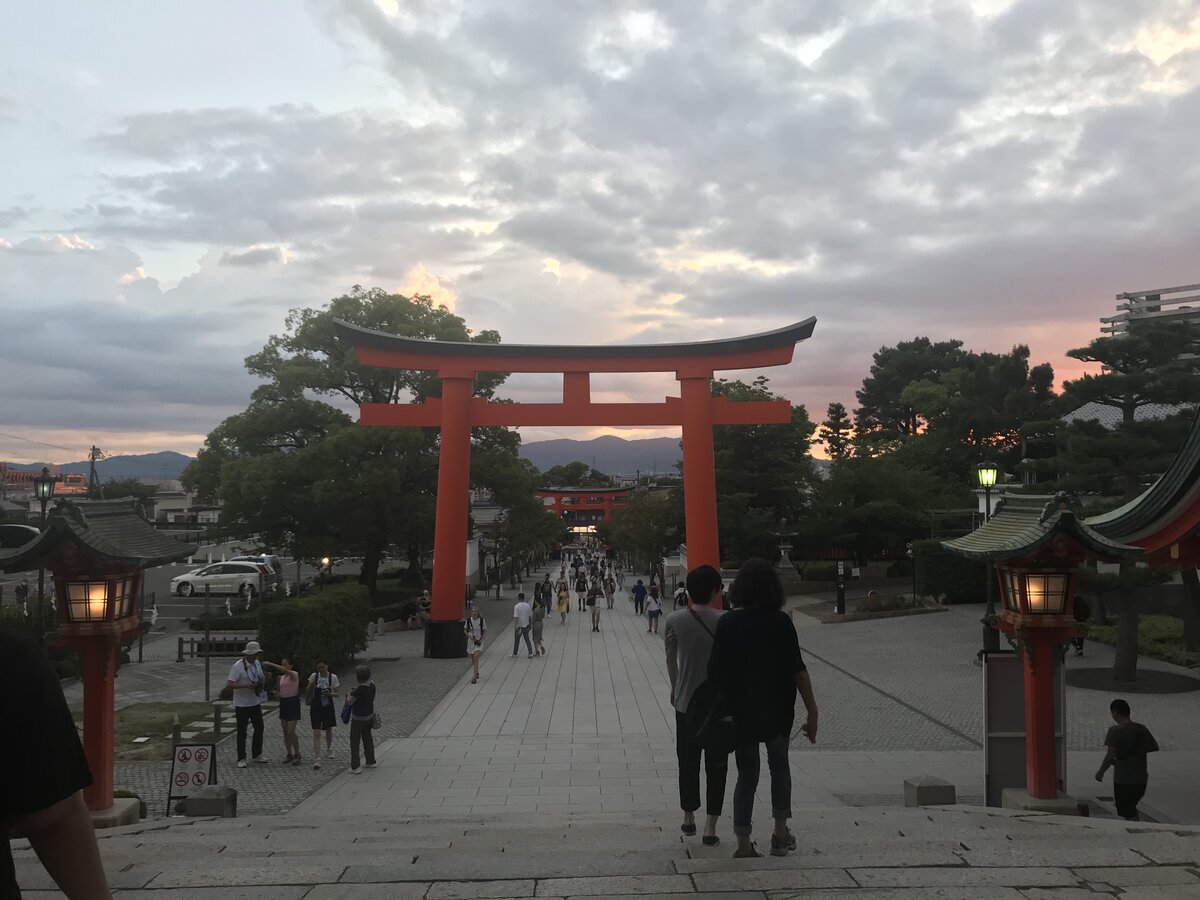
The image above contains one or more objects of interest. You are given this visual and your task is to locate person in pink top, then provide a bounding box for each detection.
[263,657,302,766]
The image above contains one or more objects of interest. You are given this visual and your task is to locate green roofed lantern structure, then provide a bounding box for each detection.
[944,492,1141,804]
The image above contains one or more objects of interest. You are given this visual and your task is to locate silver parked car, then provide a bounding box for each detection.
[171,561,271,598]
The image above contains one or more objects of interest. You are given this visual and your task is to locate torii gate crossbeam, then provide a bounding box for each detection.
[335,318,816,658]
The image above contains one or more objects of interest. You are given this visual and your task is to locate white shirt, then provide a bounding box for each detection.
[513,601,532,627]
[466,617,485,640]
[227,658,265,708]
[647,596,662,614]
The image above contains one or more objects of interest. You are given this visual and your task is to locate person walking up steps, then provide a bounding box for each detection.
[1096,698,1159,821]
[646,585,663,634]
[513,593,534,658]
[465,606,486,683]
[631,578,647,615]
[345,665,377,775]
[665,564,729,846]
[306,661,340,769]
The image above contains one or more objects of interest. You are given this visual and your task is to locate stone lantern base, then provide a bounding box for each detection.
[90,796,141,829]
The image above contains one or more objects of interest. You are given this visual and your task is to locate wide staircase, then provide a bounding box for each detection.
[14,805,1200,897]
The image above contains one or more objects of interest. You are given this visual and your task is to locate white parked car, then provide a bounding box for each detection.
[171,561,272,598]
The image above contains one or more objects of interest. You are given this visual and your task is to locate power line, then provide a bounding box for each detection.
[0,430,87,456]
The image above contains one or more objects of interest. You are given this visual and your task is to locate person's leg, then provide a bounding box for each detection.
[732,743,760,853]
[363,720,376,766]
[675,710,701,824]
[704,747,730,835]
[513,628,521,656]
[312,723,321,760]
[350,718,362,770]
[523,626,533,654]
[250,704,265,759]
[765,734,792,853]
[235,706,250,761]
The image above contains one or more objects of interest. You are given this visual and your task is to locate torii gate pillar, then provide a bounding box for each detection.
[336,318,817,658]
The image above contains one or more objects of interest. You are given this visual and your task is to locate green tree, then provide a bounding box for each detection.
[819,402,854,461]
[709,376,817,564]
[99,477,158,508]
[538,461,611,487]
[854,338,967,451]
[1058,321,1200,681]
[183,288,511,597]
[602,490,682,585]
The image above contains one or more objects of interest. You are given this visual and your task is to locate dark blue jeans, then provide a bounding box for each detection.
[732,734,791,835]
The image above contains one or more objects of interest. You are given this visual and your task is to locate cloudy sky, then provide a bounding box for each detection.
[2,0,1199,464]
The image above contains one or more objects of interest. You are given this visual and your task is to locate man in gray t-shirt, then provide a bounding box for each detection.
[665,565,728,844]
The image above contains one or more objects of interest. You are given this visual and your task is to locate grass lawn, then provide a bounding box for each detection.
[70,702,217,761]
[1087,614,1200,669]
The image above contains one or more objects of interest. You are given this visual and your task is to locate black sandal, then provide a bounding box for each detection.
[680,822,697,836]
[702,835,720,846]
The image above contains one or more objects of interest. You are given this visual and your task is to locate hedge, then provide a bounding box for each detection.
[914,539,987,604]
[256,584,371,670]
[189,608,261,632]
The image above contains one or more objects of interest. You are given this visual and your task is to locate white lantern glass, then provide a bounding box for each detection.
[66,580,109,623]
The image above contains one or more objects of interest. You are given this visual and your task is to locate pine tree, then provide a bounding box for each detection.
[819,402,854,461]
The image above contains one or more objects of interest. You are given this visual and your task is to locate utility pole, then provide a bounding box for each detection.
[87,446,104,496]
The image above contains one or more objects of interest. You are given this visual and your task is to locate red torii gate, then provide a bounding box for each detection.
[335,317,816,657]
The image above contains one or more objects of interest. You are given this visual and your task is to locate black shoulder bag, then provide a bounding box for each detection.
[684,611,739,754]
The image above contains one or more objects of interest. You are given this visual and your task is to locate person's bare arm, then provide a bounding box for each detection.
[664,623,678,704]
[21,790,112,900]
[796,669,818,743]
[1096,748,1115,781]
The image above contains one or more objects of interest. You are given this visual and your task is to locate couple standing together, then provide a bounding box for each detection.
[665,560,819,858]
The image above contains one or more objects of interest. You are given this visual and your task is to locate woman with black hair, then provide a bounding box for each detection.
[708,558,819,858]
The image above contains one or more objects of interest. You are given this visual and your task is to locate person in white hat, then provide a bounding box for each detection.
[227,640,269,768]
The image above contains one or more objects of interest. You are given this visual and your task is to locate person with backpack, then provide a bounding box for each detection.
[1095,698,1159,820]
[708,558,818,858]
[226,641,269,768]
[646,585,663,634]
[673,582,688,610]
[345,665,378,775]
[465,606,486,683]
[664,565,728,846]
[306,660,340,770]
[631,578,647,615]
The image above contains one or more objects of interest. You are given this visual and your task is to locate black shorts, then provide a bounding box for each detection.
[1113,781,1147,819]
[310,702,337,730]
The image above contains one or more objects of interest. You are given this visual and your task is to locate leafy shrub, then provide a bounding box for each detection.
[53,654,80,680]
[1087,614,1200,668]
[256,584,370,670]
[189,608,261,632]
[914,539,987,604]
[855,594,925,613]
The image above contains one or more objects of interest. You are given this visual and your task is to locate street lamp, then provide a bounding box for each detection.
[32,466,59,634]
[976,461,1000,654]
[319,556,331,592]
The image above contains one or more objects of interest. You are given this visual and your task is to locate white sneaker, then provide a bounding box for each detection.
[237,760,247,768]
[252,756,268,764]
[365,763,378,769]
[349,767,363,775]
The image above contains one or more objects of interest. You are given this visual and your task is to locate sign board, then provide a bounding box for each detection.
[166,743,217,815]
[982,651,1065,807]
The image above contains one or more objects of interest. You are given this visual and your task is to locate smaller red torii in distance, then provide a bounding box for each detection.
[336,318,816,657]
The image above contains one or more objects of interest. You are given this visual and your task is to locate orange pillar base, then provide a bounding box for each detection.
[80,643,115,811]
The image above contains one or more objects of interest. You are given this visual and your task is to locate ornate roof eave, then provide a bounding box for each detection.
[943,492,1143,564]
[1087,407,1200,544]
[0,498,198,573]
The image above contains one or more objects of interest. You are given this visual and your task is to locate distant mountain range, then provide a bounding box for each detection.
[4,451,194,481]
[3,437,827,483]
[519,436,682,475]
